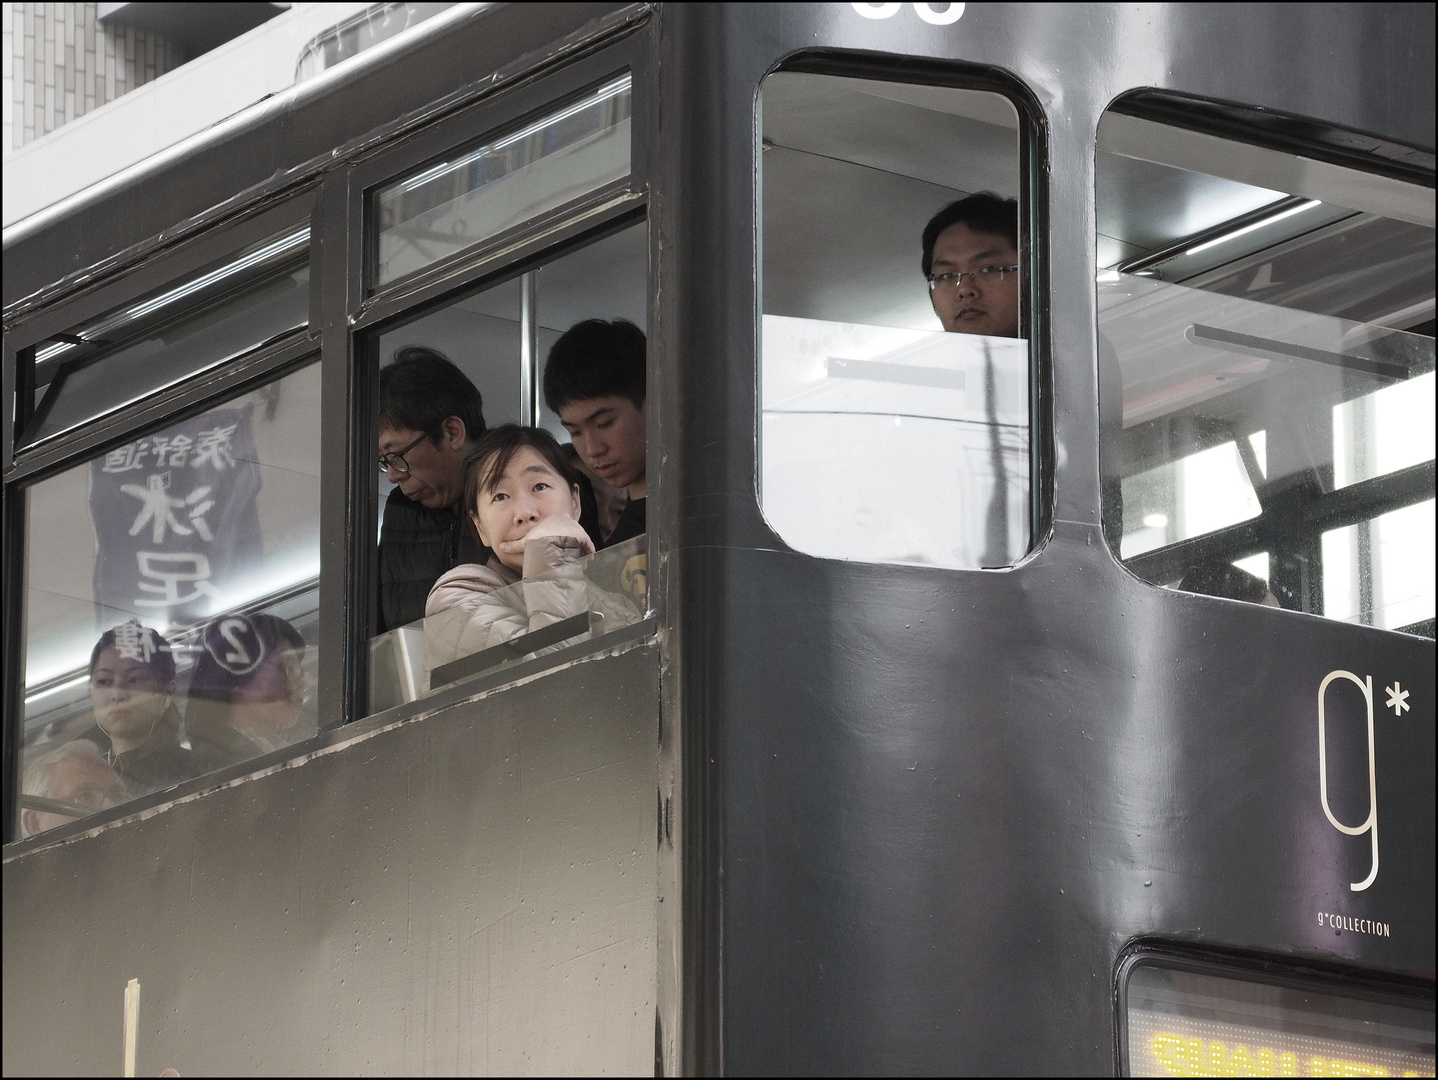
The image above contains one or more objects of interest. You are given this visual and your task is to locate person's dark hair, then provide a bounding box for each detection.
[1178,561,1270,605]
[464,424,582,515]
[379,345,486,445]
[188,614,305,704]
[89,621,176,683]
[542,319,646,415]
[920,193,1019,278]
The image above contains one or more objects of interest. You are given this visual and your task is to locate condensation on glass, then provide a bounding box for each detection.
[19,362,322,838]
[1124,962,1435,1077]
[758,73,1030,569]
[1097,112,1436,635]
[373,73,633,286]
[371,535,646,712]
[367,222,647,715]
[22,225,310,447]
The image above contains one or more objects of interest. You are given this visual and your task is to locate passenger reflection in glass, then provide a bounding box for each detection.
[378,347,490,631]
[543,320,647,548]
[80,621,196,795]
[922,194,1020,338]
[1178,561,1281,608]
[424,425,640,688]
[20,741,129,837]
[185,614,308,771]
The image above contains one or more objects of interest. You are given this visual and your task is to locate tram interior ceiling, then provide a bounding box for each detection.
[1096,112,1436,636]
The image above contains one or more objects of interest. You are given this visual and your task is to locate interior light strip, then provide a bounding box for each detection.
[1184,199,1322,256]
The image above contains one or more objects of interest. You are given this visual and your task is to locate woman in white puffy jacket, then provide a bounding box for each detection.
[423,424,638,687]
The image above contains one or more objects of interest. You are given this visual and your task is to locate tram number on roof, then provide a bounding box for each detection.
[851,3,967,25]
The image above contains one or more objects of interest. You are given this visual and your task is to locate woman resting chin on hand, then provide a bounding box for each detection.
[422,424,634,687]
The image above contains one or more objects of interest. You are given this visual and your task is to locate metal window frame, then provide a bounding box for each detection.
[1,26,662,844]
[754,50,1055,565]
[2,195,323,845]
[334,31,654,723]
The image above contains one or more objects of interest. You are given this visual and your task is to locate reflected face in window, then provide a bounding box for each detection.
[559,395,647,497]
[471,446,584,572]
[23,753,127,836]
[228,646,306,737]
[928,224,1020,338]
[90,647,175,751]
[380,418,471,511]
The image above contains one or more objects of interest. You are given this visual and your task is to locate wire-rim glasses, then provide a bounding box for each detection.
[927,264,1019,292]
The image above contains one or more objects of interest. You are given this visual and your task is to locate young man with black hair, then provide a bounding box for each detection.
[920,192,1020,338]
[542,319,648,548]
[377,346,489,630]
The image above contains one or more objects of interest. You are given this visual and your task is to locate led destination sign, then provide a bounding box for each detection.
[1127,964,1434,1078]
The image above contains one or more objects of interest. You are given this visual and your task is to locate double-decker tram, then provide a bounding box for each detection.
[3,3,1434,1074]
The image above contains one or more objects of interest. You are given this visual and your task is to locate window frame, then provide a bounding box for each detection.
[1094,89,1437,631]
[342,34,655,723]
[1,32,660,846]
[752,52,1053,568]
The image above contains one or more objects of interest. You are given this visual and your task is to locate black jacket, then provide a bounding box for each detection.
[378,487,488,631]
[603,496,646,548]
[81,707,196,797]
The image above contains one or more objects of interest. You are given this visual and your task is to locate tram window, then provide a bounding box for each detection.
[21,225,310,449]
[1123,961,1435,1077]
[373,74,632,287]
[758,73,1030,569]
[368,222,647,714]
[1096,111,1436,634]
[18,361,322,839]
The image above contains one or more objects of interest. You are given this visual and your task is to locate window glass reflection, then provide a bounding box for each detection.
[374,74,632,286]
[1097,115,1435,632]
[20,362,322,836]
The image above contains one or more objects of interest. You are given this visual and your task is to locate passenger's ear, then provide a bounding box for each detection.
[21,809,37,836]
[570,484,583,520]
[441,415,466,448]
[471,512,490,549]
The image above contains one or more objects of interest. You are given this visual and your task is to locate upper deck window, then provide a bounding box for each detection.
[20,225,310,448]
[757,72,1032,569]
[367,222,649,714]
[1096,108,1435,635]
[372,74,633,287]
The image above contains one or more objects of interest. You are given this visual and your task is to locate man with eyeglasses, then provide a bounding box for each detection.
[377,346,489,631]
[921,192,1020,338]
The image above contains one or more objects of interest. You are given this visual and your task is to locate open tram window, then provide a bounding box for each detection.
[367,221,648,714]
[18,361,322,839]
[758,71,1032,569]
[1096,107,1436,635]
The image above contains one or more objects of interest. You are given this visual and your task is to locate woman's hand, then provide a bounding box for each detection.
[499,515,595,561]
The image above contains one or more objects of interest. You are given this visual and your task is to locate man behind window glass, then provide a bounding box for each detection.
[377,347,489,631]
[921,193,1020,338]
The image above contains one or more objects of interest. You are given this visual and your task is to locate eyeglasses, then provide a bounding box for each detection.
[927,264,1019,292]
[378,426,439,475]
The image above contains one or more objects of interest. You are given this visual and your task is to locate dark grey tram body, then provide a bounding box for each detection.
[3,3,1433,1076]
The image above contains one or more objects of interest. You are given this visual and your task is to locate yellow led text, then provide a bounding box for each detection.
[1150,1034,1419,1076]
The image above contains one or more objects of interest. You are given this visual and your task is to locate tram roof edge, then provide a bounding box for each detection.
[2,1,649,315]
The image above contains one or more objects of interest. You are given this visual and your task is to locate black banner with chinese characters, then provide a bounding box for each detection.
[89,405,263,631]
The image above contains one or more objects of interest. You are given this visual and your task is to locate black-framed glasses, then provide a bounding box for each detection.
[378,426,439,475]
[927,264,1019,291]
